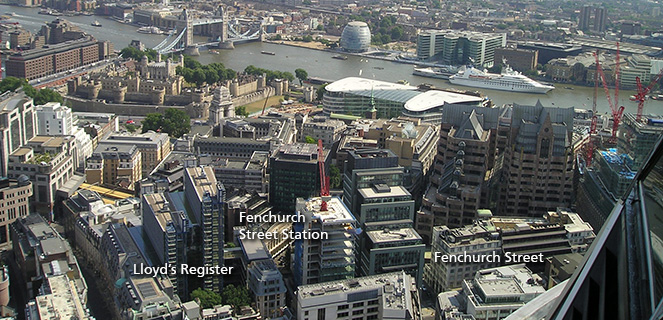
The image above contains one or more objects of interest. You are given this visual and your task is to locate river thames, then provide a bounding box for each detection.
[3,5,661,115]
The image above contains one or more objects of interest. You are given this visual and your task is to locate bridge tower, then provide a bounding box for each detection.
[177,8,194,47]
[215,5,228,43]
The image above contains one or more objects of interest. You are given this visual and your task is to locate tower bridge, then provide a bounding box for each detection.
[153,7,262,55]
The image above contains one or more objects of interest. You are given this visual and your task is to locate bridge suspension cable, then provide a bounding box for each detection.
[153,29,176,51]
[158,27,187,54]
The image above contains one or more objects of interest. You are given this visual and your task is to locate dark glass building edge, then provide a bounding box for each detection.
[535,133,663,320]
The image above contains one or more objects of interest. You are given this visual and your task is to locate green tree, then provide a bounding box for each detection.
[142,108,190,138]
[390,26,403,41]
[316,24,324,31]
[235,105,250,117]
[0,77,27,93]
[192,68,206,87]
[316,84,327,101]
[329,164,341,189]
[305,136,316,144]
[190,288,223,309]
[33,88,64,105]
[125,123,137,133]
[221,284,251,311]
[295,68,308,85]
[302,35,314,42]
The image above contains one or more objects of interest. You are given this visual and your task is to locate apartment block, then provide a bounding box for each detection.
[184,166,225,292]
[294,197,357,286]
[247,259,287,318]
[296,271,421,320]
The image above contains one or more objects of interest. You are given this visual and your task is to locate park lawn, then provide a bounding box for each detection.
[243,95,284,114]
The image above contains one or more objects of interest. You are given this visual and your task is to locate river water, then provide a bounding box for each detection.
[3,5,661,115]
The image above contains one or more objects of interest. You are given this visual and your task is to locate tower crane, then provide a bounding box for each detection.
[634,68,663,122]
[595,42,625,144]
[587,50,600,166]
[317,139,330,211]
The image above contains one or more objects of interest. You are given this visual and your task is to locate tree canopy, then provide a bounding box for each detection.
[190,288,222,309]
[176,57,236,87]
[244,65,295,83]
[120,46,159,61]
[221,284,251,311]
[141,108,191,138]
[0,77,64,106]
[295,68,308,85]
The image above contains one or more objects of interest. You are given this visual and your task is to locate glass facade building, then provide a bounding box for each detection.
[340,21,371,52]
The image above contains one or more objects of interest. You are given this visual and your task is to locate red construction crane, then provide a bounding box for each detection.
[595,42,624,144]
[587,50,600,166]
[634,68,663,122]
[317,139,330,211]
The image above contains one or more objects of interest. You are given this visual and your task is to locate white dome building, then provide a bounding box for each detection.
[340,21,371,52]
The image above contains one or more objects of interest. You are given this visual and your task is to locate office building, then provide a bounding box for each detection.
[419,105,503,236]
[416,29,506,67]
[11,214,86,302]
[494,47,538,72]
[0,177,32,245]
[437,264,545,320]
[618,113,663,170]
[579,6,607,33]
[24,274,91,320]
[360,227,425,284]
[184,166,225,292]
[8,136,77,214]
[294,197,357,286]
[85,143,142,190]
[142,192,192,296]
[426,221,501,293]
[116,276,183,320]
[340,21,371,52]
[517,42,583,65]
[269,143,329,213]
[361,117,440,193]
[296,271,421,320]
[301,116,347,147]
[35,103,93,169]
[543,253,583,289]
[212,151,269,193]
[323,77,484,121]
[247,259,286,318]
[36,102,74,135]
[0,92,37,178]
[342,149,404,216]
[498,103,575,216]
[102,131,172,174]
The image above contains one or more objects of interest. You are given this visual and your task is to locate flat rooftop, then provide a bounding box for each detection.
[185,166,219,201]
[472,264,545,299]
[299,197,355,224]
[358,185,411,199]
[35,275,87,319]
[367,227,421,243]
[298,271,415,312]
[143,193,174,231]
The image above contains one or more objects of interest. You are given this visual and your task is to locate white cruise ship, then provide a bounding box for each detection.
[137,26,163,35]
[449,64,554,94]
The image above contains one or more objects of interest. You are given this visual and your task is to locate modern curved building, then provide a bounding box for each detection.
[323,77,486,123]
[340,21,372,52]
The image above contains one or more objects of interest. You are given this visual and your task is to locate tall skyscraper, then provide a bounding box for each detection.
[579,6,607,32]
[184,166,225,292]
